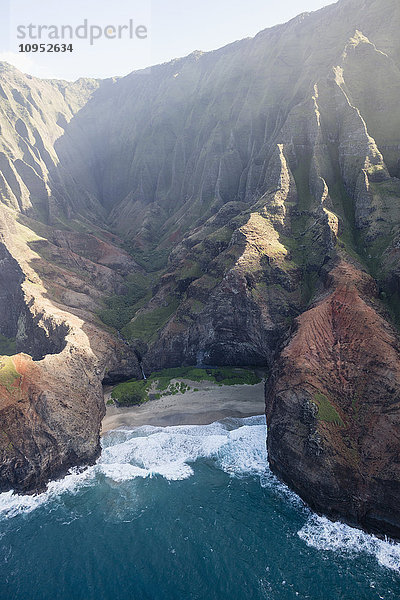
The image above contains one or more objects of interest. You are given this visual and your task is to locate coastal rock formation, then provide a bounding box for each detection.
[0,186,141,493]
[266,260,400,538]
[0,0,399,539]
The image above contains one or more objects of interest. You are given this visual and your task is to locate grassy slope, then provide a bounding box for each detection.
[0,356,21,394]
[0,335,16,356]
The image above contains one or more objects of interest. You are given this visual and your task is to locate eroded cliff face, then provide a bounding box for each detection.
[0,0,399,532]
[0,194,141,493]
[266,260,400,538]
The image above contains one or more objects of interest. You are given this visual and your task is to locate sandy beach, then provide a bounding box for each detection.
[101,381,265,434]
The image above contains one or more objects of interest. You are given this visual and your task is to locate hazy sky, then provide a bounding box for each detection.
[0,0,334,81]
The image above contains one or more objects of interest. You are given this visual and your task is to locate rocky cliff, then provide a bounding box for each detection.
[266,260,400,538]
[0,0,399,537]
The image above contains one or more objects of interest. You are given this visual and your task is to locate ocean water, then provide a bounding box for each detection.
[1,416,400,600]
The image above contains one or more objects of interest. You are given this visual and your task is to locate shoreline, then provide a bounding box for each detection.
[101,381,265,434]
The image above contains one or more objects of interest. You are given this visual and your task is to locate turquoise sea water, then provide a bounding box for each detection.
[1,416,400,600]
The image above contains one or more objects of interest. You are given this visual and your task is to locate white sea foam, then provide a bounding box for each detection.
[0,416,267,519]
[98,463,150,482]
[298,514,400,573]
[98,415,267,482]
[2,413,400,575]
[0,467,94,519]
[98,416,400,574]
[216,424,267,476]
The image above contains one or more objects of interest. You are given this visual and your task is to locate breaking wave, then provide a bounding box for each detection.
[0,416,267,519]
[298,514,400,573]
[1,414,399,573]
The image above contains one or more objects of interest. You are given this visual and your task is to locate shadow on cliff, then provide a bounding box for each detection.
[0,242,68,360]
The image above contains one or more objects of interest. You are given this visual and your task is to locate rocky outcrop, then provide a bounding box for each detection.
[0,204,141,494]
[266,260,400,538]
[140,144,303,371]
[0,325,140,494]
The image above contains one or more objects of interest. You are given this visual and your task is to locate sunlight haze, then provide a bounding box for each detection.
[1,0,334,80]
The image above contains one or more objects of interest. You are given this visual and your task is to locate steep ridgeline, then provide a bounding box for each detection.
[0,65,141,492]
[0,0,399,538]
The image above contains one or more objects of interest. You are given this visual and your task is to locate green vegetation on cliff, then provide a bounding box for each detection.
[123,243,169,272]
[0,335,16,356]
[151,367,263,386]
[98,272,151,332]
[122,297,180,342]
[283,154,322,305]
[313,392,344,427]
[0,357,21,393]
